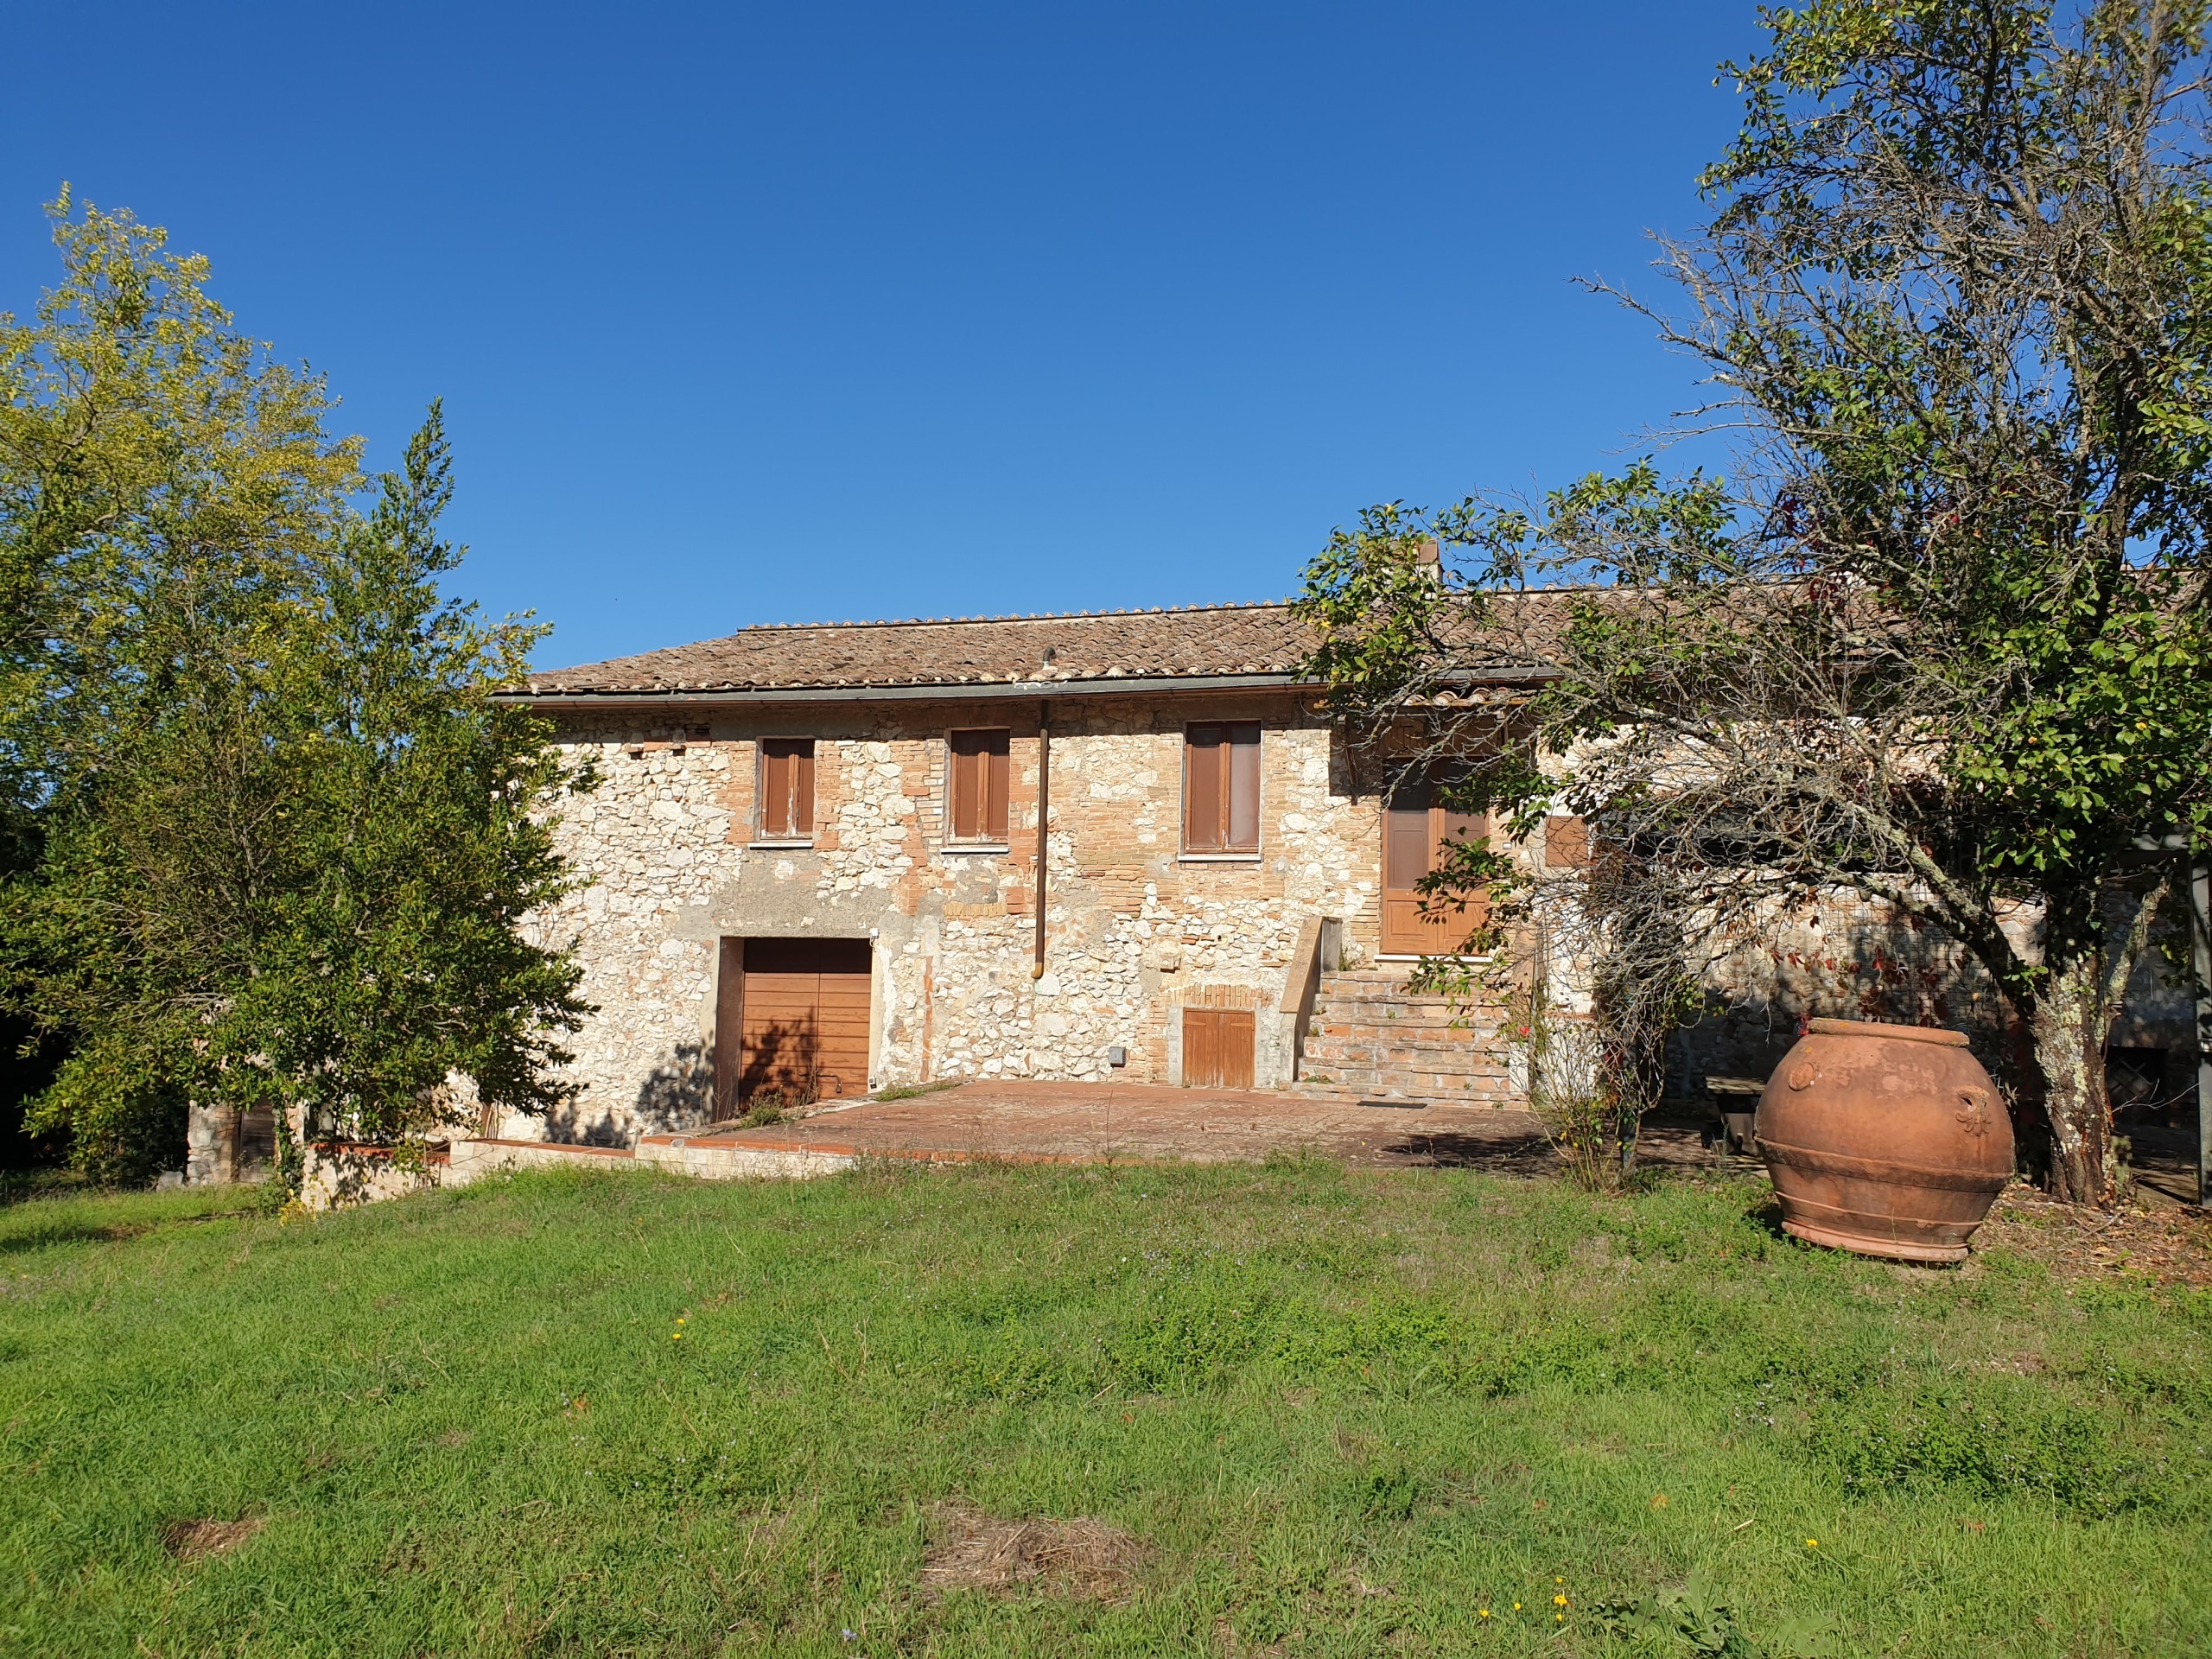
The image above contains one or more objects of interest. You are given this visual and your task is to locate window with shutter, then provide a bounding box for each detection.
[947,728,1010,843]
[1183,722,1262,853]
[1380,763,1492,957]
[757,739,816,842]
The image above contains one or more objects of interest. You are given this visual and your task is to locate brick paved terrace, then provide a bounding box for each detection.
[674,1081,1557,1169]
[448,1081,1764,1185]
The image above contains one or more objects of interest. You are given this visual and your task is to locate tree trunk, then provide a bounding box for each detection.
[273,1100,307,1198]
[2028,880,2173,1209]
[2030,950,2114,1206]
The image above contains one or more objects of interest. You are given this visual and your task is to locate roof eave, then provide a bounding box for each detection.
[491,664,1558,710]
[493,670,1314,708]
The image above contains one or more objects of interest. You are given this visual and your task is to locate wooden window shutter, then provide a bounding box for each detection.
[950,732,979,841]
[1185,721,1260,852]
[949,729,1009,842]
[1225,723,1260,850]
[759,739,815,839]
[1185,724,1224,850]
[1544,815,1590,869]
[984,730,1008,839]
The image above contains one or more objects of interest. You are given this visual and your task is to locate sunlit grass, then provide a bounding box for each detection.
[0,1159,2204,1655]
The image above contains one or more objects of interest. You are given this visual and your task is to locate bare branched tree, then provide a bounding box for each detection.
[1298,2,2212,1207]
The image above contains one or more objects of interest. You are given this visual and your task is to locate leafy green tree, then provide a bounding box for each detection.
[0,196,591,1183]
[1298,3,2212,1206]
[232,404,595,1166]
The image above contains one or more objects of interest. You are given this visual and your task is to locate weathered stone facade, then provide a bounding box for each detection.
[521,692,1401,1143]
[1665,887,2201,1113]
[513,669,2202,1149]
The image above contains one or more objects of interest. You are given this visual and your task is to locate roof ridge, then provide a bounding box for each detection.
[725,597,1295,633]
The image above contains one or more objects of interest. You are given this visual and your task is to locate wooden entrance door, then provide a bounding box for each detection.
[715,938,872,1115]
[1182,1007,1255,1090]
[1379,771,1489,957]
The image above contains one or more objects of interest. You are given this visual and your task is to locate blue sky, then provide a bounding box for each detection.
[1,2,1760,671]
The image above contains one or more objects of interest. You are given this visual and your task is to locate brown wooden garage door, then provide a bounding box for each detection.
[1182,1007,1255,1090]
[715,938,872,1114]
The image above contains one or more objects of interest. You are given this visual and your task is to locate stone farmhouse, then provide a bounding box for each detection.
[495,600,1577,1145]
[487,594,2200,1157]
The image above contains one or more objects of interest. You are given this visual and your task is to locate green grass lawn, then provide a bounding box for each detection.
[2,1159,2206,1656]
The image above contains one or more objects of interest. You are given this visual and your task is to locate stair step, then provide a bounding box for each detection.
[1309,1041,1503,1058]
[1316,983,1475,1002]
[1294,1071,1514,1096]
[1311,1017,1497,1038]
[1315,982,1503,992]
[1304,1069,1511,1091]
[1309,1023,1497,1040]
[1303,1030,1497,1054]
[1290,1083,1520,1107]
[1296,970,1522,1103]
[1303,1049,1505,1077]
[1312,994,1484,1013]
[1313,996,1504,1018]
[1310,1007,1490,1028]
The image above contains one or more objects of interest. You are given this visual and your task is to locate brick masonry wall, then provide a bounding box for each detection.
[516,696,2201,1146]
[516,693,1398,1143]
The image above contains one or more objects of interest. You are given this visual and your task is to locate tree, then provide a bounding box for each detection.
[1296,2,2212,1206]
[232,403,595,1164]
[0,195,592,1182]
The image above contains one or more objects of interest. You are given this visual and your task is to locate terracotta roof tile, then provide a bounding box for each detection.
[522,601,1322,695]
[518,589,1584,698]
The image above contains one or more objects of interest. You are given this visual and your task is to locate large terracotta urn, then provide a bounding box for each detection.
[1754,1018,2013,1263]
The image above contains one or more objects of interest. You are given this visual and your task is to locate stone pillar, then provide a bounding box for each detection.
[183,1102,275,1185]
[183,1102,231,1185]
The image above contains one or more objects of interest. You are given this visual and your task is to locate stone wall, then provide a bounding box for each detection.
[1662,887,2200,1110]
[182,1102,276,1186]
[298,1142,438,1209]
[501,694,2202,1145]
[518,692,1394,1143]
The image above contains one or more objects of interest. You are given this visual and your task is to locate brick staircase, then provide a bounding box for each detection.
[1290,969,1518,1106]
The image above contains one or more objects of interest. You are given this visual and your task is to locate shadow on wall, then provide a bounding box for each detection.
[741,1018,818,1104]
[537,1043,715,1146]
[301,1144,432,1210]
[1670,897,2196,1109]
[632,1043,715,1138]
[1671,909,2020,1096]
[1330,724,1365,802]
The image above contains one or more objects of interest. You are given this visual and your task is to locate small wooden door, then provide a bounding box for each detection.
[1183,1007,1255,1090]
[1379,771,1489,957]
[716,938,873,1113]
